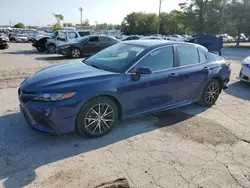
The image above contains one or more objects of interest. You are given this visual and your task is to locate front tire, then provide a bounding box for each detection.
[47,44,56,54]
[199,79,222,107]
[76,97,119,138]
[71,48,81,58]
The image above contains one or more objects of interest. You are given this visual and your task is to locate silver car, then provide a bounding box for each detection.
[239,57,250,82]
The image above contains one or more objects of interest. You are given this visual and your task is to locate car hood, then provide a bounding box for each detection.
[21,61,116,92]
[34,34,51,41]
[243,56,250,65]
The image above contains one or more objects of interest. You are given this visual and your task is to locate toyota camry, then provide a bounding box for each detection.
[19,40,231,137]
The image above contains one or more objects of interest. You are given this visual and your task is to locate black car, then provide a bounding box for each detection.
[57,35,119,58]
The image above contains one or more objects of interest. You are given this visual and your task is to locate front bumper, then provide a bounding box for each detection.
[18,89,79,135]
[237,66,250,83]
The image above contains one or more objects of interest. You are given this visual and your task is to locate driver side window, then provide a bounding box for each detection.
[132,46,174,72]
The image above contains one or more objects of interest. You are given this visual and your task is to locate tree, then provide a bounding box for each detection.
[121,12,158,35]
[225,0,250,46]
[53,13,64,25]
[13,22,25,28]
[159,10,190,35]
[63,23,74,27]
[53,24,63,31]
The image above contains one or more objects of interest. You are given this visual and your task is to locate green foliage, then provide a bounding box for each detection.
[53,24,63,31]
[53,13,64,24]
[13,22,25,28]
[63,23,74,27]
[121,12,158,35]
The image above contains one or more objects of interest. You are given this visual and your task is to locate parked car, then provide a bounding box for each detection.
[32,30,91,52]
[186,34,223,56]
[238,56,250,83]
[0,33,9,42]
[121,35,140,41]
[166,35,185,42]
[19,40,231,137]
[56,35,119,58]
[12,34,29,43]
[0,37,9,50]
[140,36,163,40]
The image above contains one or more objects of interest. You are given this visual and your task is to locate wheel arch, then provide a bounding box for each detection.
[209,76,224,91]
[79,94,123,120]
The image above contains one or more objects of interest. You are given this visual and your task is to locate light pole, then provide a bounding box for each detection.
[157,0,163,35]
[79,7,83,25]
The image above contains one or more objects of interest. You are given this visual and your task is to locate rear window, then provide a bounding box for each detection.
[199,50,207,62]
[78,31,91,37]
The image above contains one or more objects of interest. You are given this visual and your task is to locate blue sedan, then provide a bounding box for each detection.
[19,40,231,137]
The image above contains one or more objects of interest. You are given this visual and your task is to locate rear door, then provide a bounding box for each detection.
[176,45,210,102]
[81,36,100,55]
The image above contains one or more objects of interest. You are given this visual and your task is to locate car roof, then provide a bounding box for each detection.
[121,40,204,49]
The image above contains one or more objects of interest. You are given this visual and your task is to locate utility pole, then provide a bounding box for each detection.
[157,0,163,35]
[9,20,12,27]
[220,0,226,33]
[79,7,83,26]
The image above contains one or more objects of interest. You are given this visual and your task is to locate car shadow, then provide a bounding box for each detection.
[3,50,41,55]
[0,104,208,187]
[225,81,250,100]
[35,56,83,61]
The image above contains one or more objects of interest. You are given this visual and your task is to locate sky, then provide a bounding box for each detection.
[1,0,183,26]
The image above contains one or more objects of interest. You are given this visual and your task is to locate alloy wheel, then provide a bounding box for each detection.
[84,103,115,135]
[205,82,220,105]
[48,45,56,53]
[72,49,80,58]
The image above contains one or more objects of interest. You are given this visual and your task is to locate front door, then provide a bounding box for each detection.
[81,36,100,55]
[122,46,180,117]
[176,45,210,102]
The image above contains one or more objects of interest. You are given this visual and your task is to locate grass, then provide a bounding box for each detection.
[223,42,250,49]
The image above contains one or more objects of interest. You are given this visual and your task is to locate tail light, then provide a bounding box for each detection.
[225,61,232,69]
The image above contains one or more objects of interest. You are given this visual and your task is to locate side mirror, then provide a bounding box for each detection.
[135,67,152,75]
[131,67,152,81]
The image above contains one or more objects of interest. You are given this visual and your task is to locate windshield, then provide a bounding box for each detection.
[77,36,89,43]
[51,31,59,39]
[84,43,146,73]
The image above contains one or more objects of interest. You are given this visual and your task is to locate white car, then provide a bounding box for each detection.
[166,34,185,42]
[238,57,250,82]
[0,34,9,42]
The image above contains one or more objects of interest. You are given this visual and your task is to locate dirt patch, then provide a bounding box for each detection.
[154,112,238,146]
[0,67,44,89]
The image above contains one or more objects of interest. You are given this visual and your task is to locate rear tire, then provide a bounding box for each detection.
[71,48,81,58]
[76,97,119,138]
[198,79,222,107]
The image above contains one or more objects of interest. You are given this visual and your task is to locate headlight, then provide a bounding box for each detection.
[34,92,76,101]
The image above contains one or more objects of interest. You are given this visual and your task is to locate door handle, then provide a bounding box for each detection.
[203,67,211,72]
[169,73,178,77]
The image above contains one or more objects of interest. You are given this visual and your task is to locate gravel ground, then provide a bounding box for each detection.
[0,43,250,188]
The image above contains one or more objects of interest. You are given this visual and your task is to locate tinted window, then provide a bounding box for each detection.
[133,47,174,72]
[177,46,199,66]
[199,50,207,62]
[89,36,99,43]
[84,43,145,73]
[68,32,78,39]
[78,31,91,37]
[99,36,110,42]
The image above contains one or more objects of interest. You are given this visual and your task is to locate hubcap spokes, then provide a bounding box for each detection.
[205,82,220,104]
[85,103,115,135]
[72,49,80,57]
